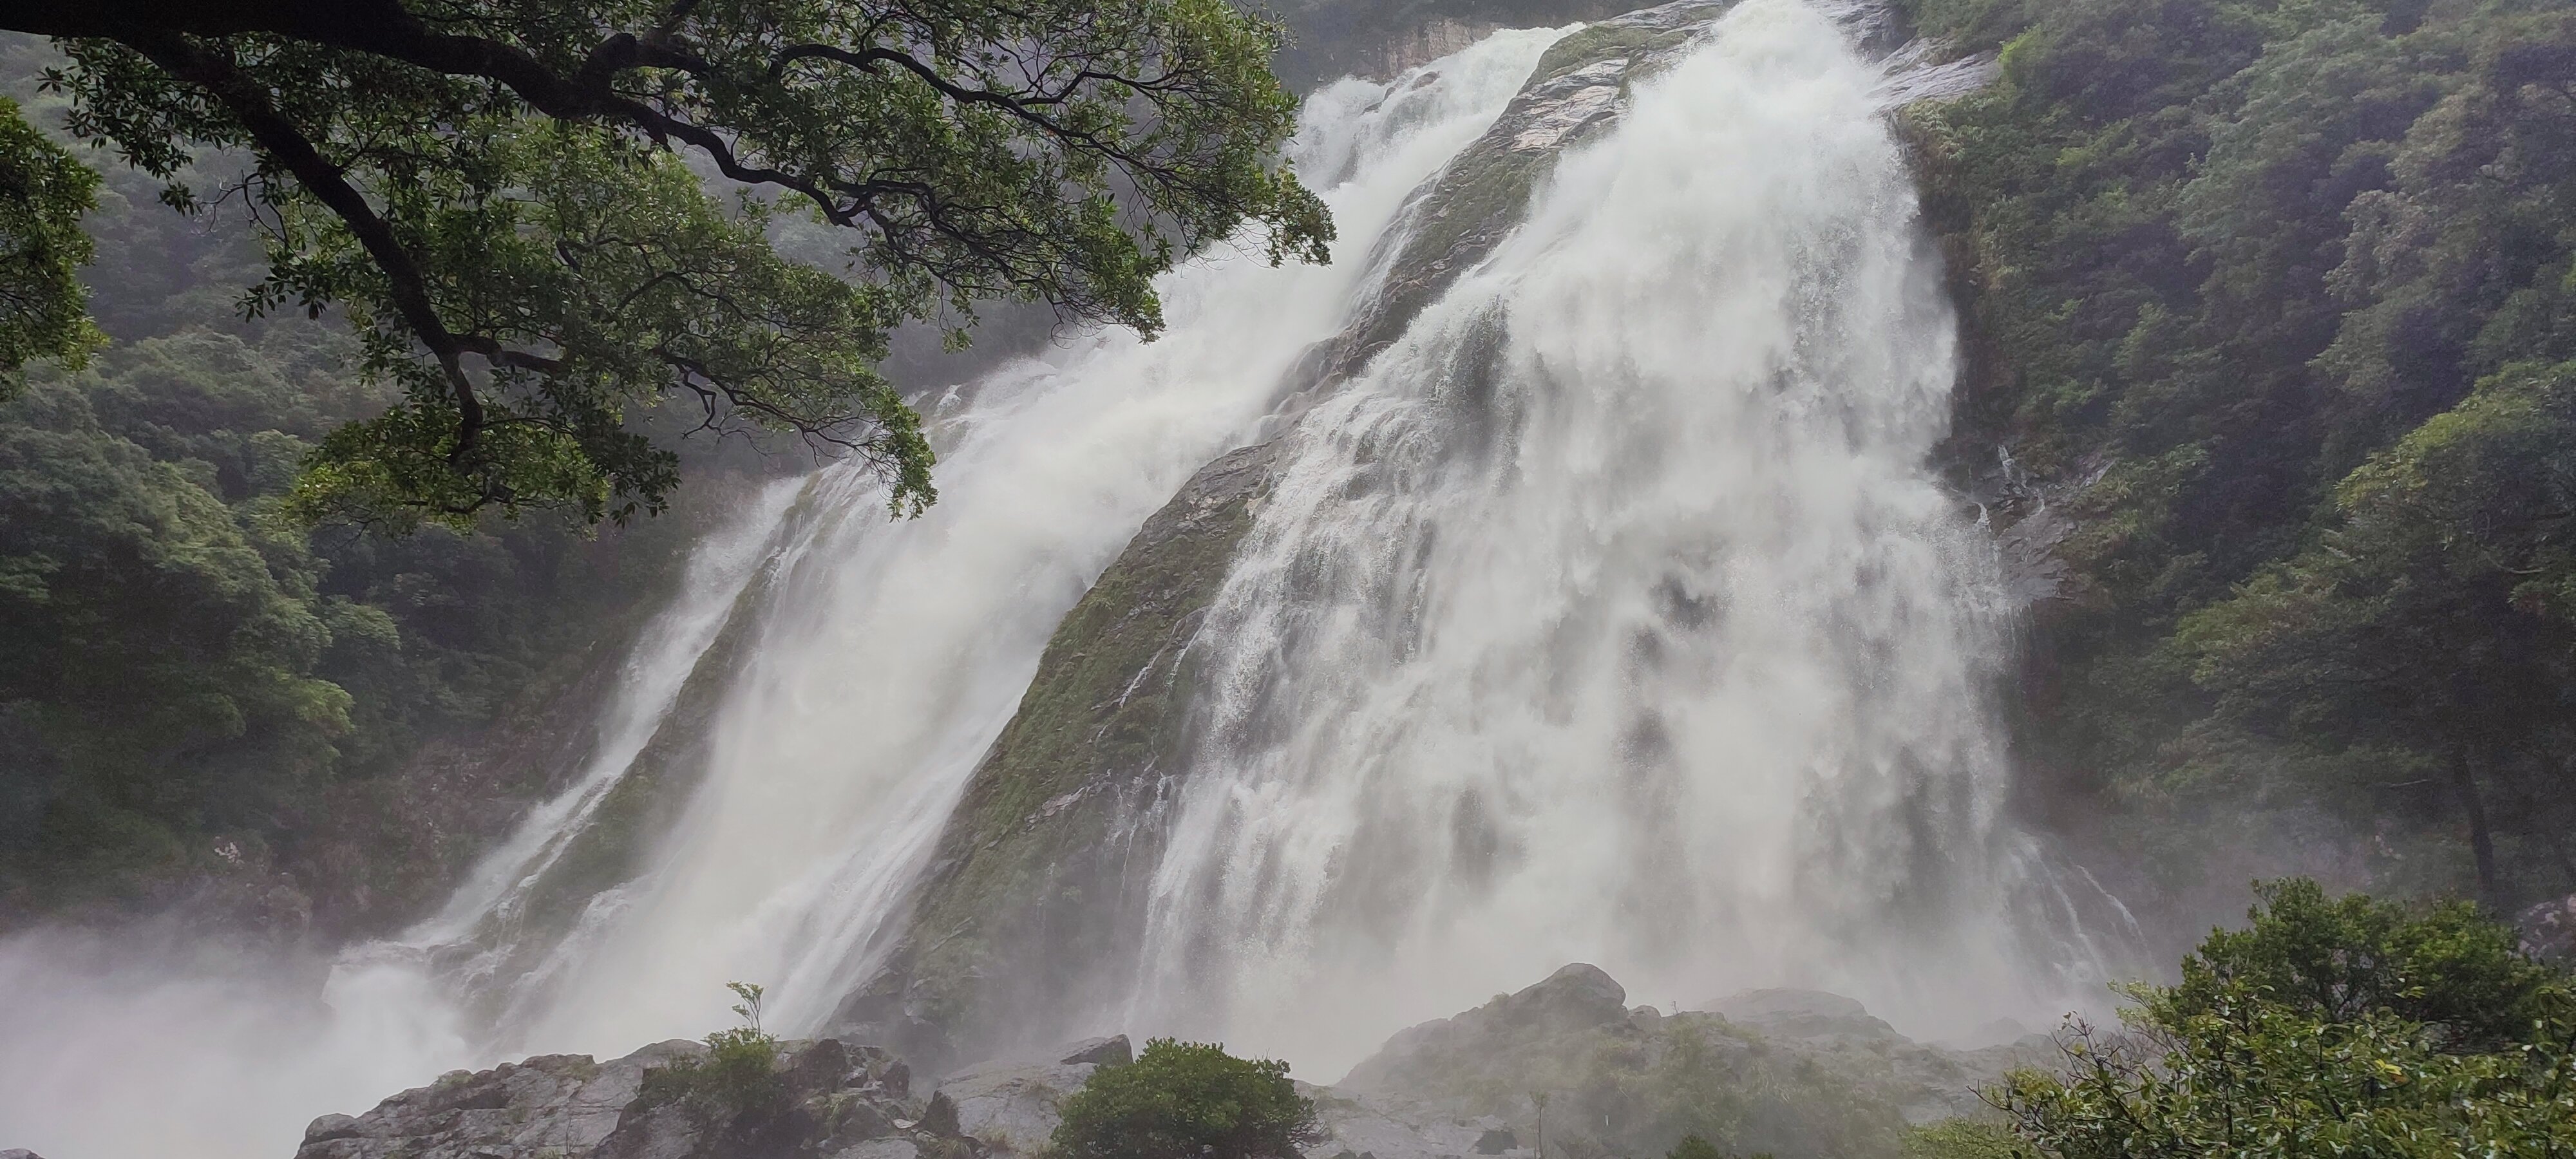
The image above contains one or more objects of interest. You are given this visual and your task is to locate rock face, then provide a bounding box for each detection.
[835,441,1287,1062]
[284,1035,1142,1159]
[935,1037,1133,1154]
[291,1038,948,1159]
[1701,988,1903,1042]
[1340,963,1636,1095]
[1327,965,2043,1159]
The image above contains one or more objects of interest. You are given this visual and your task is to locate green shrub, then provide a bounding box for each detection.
[1901,1119,2021,1159]
[639,983,786,1125]
[1993,881,2576,1157]
[1049,1038,1320,1159]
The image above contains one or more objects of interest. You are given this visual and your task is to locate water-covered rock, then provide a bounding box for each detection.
[1291,0,1734,401]
[1701,988,1903,1041]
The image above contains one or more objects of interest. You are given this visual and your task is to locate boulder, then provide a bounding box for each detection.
[1702,988,1902,1041]
[929,1038,1138,1155]
[1338,963,1630,1095]
[1057,1035,1134,1067]
[1327,963,2046,1159]
[1303,1088,1533,1159]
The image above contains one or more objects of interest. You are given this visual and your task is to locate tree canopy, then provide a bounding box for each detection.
[0,93,99,379]
[0,0,1332,529]
[1989,880,2576,1158]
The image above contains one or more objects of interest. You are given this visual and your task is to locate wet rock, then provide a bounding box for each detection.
[288,1038,945,1159]
[1703,988,1903,1041]
[1327,963,2045,1159]
[933,1053,1105,1154]
[1059,1035,1134,1066]
[843,440,1290,1065]
[1305,1090,1531,1159]
[1340,963,1631,1095]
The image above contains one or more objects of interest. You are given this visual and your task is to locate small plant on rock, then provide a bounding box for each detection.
[641,981,788,1125]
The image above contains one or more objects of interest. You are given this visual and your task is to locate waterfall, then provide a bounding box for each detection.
[0,8,2139,1154]
[0,29,1566,1159]
[489,23,1570,1056]
[1128,0,2096,1073]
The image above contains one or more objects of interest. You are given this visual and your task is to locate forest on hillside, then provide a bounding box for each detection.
[0,42,746,927]
[1899,0,2576,927]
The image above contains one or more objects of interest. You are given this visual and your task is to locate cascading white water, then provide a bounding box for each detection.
[499,26,1569,1055]
[1129,0,2094,1074]
[0,33,1563,1159]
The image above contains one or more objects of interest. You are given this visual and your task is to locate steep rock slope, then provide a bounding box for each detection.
[269,965,2029,1159]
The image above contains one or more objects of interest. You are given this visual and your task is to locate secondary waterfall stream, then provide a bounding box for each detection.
[0,6,2126,1156]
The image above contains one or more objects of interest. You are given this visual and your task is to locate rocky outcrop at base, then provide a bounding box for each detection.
[1334,963,2042,1158]
[294,966,2033,1159]
[292,1038,939,1159]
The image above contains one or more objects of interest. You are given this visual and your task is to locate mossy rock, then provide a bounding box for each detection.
[846,441,1285,1062]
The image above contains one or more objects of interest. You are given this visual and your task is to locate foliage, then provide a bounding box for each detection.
[0,92,99,384]
[1050,1038,1321,1159]
[1899,1119,2021,1159]
[0,319,712,914]
[1668,1133,1777,1159]
[640,981,788,1125]
[0,64,732,916]
[1991,880,2576,1157]
[3,0,1332,527]
[1901,0,2576,913]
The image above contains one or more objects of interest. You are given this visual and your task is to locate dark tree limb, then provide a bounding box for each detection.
[121,28,493,468]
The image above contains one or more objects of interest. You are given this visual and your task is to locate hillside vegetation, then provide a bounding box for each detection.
[1901,0,2576,924]
[0,41,730,925]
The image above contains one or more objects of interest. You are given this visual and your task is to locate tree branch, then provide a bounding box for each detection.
[122,28,493,469]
